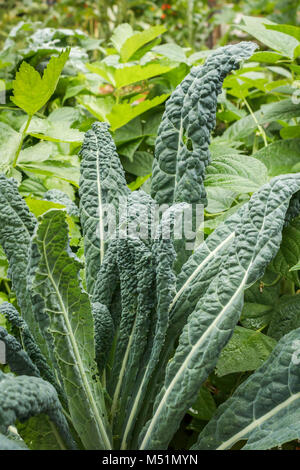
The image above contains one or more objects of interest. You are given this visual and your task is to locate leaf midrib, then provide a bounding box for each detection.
[217,391,300,450]
[41,223,111,450]
[139,263,250,450]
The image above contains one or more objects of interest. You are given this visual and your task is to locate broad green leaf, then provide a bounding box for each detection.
[118,137,143,161]
[30,209,111,450]
[19,141,56,163]
[128,174,151,190]
[121,151,153,177]
[193,327,300,450]
[253,139,300,177]
[201,202,247,235]
[290,261,300,271]
[77,95,114,122]
[216,326,276,377]
[111,23,134,53]
[26,108,84,143]
[25,198,64,215]
[205,154,268,193]
[114,63,174,88]
[280,126,300,139]
[240,303,273,331]
[139,174,300,450]
[113,117,143,145]
[11,49,70,115]
[120,26,166,63]
[265,24,300,42]
[19,156,80,187]
[88,62,174,89]
[238,16,299,59]
[206,187,237,213]
[107,94,169,131]
[225,99,300,140]
[79,122,129,295]
[85,62,116,86]
[152,44,187,63]
[250,51,284,63]
[0,123,21,170]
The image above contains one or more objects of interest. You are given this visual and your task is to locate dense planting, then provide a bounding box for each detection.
[0,39,300,450]
[0,0,300,452]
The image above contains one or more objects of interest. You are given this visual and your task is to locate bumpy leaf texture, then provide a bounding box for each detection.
[0,302,64,400]
[43,189,79,217]
[0,326,40,377]
[0,176,36,331]
[0,372,75,450]
[193,327,300,450]
[139,174,300,450]
[151,42,258,207]
[79,122,129,295]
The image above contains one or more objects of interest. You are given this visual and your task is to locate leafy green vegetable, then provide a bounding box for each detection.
[151,42,257,207]
[1,40,300,452]
[216,326,276,377]
[193,328,300,450]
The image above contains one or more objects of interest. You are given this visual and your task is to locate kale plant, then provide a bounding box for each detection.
[1,41,300,450]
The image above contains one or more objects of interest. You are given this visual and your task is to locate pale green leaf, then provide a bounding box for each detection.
[107,94,169,131]
[120,26,166,63]
[216,326,276,377]
[12,49,70,115]
[30,209,112,450]
[238,16,299,59]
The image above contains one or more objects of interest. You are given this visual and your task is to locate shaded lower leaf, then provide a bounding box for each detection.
[193,327,300,450]
[215,326,276,377]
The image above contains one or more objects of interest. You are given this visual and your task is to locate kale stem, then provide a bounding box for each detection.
[12,114,32,168]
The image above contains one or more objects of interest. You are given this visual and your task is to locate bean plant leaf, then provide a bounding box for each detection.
[238,16,299,59]
[11,49,70,115]
[205,154,268,193]
[120,25,166,63]
[268,295,300,340]
[253,139,300,177]
[215,326,276,377]
[270,215,300,283]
